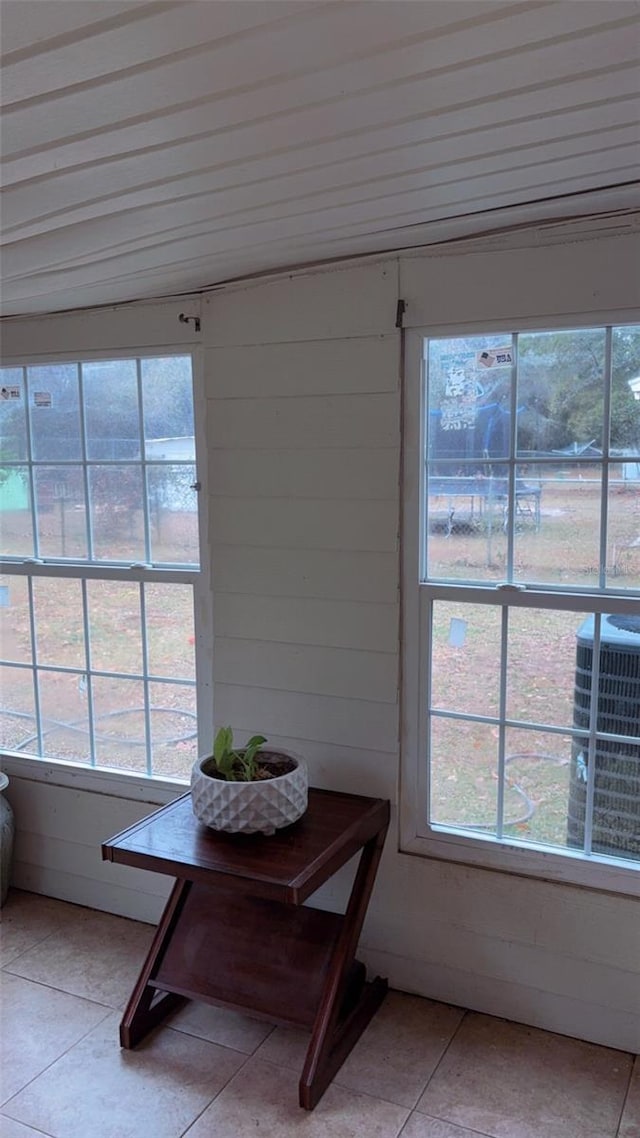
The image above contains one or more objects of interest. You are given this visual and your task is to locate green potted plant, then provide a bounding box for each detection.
[190,727,308,835]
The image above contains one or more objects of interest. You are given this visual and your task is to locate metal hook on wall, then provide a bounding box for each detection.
[178,313,201,333]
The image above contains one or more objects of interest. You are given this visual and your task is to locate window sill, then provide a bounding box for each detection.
[399,824,640,899]
[0,750,187,806]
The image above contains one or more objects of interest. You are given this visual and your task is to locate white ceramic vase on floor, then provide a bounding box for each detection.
[0,772,15,906]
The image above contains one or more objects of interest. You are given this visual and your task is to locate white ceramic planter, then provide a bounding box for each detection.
[190,750,308,835]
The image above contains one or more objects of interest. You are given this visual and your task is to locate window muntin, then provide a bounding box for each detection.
[0,354,200,781]
[418,324,640,878]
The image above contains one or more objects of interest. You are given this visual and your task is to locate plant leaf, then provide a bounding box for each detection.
[245,735,267,749]
[214,726,233,763]
[215,750,234,777]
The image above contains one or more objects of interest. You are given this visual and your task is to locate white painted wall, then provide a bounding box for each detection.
[2,219,639,1053]
[202,261,400,799]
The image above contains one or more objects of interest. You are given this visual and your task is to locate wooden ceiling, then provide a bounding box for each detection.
[2,0,639,316]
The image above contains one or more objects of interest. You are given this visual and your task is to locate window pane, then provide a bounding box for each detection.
[607,464,640,589]
[1,367,27,460]
[148,464,198,564]
[427,335,514,463]
[431,601,501,718]
[91,676,147,772]
[504,727,572,849]
[148,681,197,779]
[28,364,81,461]
[86,580,142,675]
[34,466,86,558]
[611,325,640,455]
[142,356,194,450]
[0,367,30,555]
[144,583,195,680]
[0,663,36,752]
[37,669,90,763]
[0,465,32,557]
[514,463,601,587]
[429,716,498,833]
[426,463,508,581]
[506,607,590,729]
[88,465,144,561]
[83,360,139,460]
[0,575,31,664]
[517,328,605,455]
[425,335,514,582]
[33,578,85,669]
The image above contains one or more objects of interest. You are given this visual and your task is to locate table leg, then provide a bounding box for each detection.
[299,825,389,1110]
[120,878,190,1048]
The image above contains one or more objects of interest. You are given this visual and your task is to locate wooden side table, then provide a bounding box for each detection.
[102,788,390,1110]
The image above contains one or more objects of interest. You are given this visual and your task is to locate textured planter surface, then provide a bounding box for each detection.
[190,751,308,835]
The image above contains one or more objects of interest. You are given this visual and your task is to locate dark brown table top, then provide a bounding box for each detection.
[102,788,390,905]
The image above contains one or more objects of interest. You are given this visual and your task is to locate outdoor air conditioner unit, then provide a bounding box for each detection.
[567,614,640,858]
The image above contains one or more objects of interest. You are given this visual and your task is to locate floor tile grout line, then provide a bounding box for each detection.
[247,1052,414,1116]
[1,1004,113,1115]
[163,1020,277,1060]
[177,1046,258,1137]
[7,922,280,1054]
[173,1049,414,1138]
[2,986,261,1137]
[249,1022,426,1113]
[0,1109,55,1138]
[240,1005,478,1114]
[176,1050,290,1138]
[408,1004,471,1112]
[399,1107,497,1138]
[331,995,473,1111]
[614,1055,637,1138]
[388,1108,414,1138]
[2,967,125,1011]
[331,1072,420,1113]
[1,925,73,971]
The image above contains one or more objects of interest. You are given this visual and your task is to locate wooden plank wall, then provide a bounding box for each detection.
[7,775,172,924]
[202,262,401,802]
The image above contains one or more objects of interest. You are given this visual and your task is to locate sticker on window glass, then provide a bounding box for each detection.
[33,391,52,408]
[476,346,514,368]
[439,356,480,432]
[1,385,21,400]
[449,618,467,648]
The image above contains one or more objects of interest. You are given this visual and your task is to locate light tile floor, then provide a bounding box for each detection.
[1,889,638,1138]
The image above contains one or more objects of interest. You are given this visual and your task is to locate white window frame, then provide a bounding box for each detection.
[0,311,213,800]
[401,317,640,898]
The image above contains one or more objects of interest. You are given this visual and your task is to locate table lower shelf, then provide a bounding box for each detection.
[153,881,343,1029]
